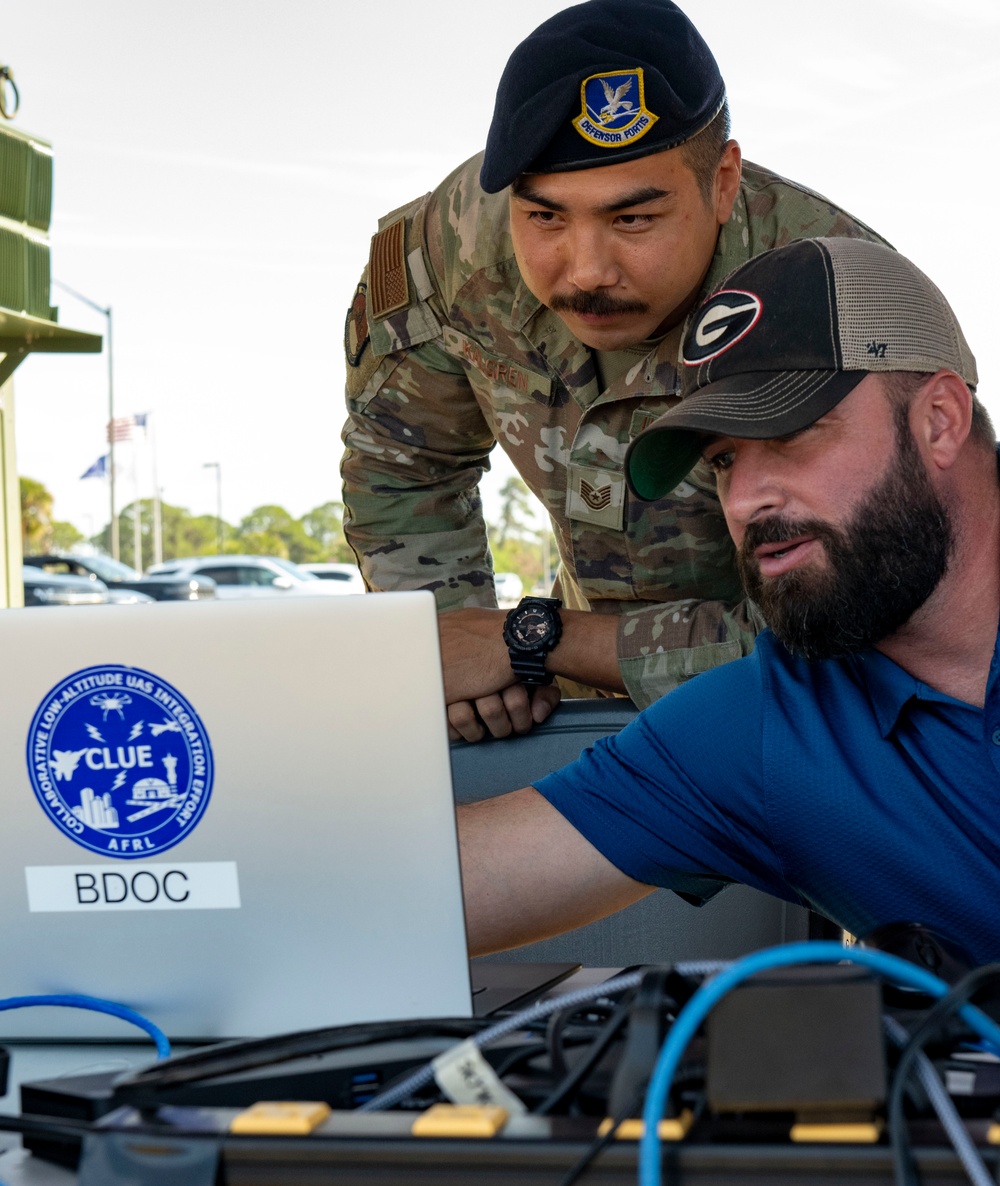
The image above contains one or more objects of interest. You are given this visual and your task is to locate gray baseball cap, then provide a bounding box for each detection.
[625,237,978,500]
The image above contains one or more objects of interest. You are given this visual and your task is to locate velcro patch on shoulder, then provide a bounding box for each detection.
[345,282,370,368]
[368,217,410,320]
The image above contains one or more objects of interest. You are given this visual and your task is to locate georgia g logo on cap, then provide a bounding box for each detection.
[683,289,762,366]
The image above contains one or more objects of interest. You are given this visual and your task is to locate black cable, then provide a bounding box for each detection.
[536,990,636,1116]
[556,1085,646,1186]
[0,1112,93,1140]
[887,963,1000,1186]
[492,1040,552,1080]
[554,1086,706,1186]
[116,1016,492,1102]
[546,1002,615,1085]
[546,1008,573,1082]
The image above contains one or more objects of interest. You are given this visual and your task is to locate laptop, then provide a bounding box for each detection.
[0,591,522,1041]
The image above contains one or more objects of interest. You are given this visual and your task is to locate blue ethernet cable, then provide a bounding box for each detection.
[0,995,170,1059]
[638,942,1000,1186]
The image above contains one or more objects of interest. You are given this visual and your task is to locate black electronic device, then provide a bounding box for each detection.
[706,964,886,1130]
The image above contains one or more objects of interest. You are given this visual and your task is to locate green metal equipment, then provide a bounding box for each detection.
[0,95,103,606]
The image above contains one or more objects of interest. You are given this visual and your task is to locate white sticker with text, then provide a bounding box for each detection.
[25,861,241,912]
[432,1038,527,1115]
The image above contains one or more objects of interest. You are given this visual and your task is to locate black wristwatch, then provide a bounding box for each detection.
[502,596,563,686]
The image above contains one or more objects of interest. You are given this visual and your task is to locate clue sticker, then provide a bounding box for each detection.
[26,665,214,859]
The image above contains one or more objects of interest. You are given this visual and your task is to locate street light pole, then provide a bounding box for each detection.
[203,462,222,554]
[52,281,118,558]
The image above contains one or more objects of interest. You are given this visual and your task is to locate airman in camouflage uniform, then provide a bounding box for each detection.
[341,0,890,719]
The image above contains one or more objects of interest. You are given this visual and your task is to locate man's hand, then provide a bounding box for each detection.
[447,684,561,743]
[438,606,626,741]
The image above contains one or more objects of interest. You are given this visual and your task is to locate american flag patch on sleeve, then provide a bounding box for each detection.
[367,217,410,320]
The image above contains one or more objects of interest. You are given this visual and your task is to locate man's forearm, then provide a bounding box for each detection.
[439,607,624,704]
[458,787,653,956]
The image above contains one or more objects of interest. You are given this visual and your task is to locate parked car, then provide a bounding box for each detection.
[22,568,155,607]
[299,562,365,593]
[23,553,217,601]
[494,572,524,605]
[145,555,354,599]
[22,567,110,607]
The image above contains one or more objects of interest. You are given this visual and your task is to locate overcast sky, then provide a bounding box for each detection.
[4,0,998,542]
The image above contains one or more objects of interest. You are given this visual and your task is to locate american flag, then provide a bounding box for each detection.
[107,413,148,443]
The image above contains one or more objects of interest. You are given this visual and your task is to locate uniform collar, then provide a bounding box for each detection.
[699,184,752,301]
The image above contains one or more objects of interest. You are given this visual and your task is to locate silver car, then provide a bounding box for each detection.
[145,555,353,599]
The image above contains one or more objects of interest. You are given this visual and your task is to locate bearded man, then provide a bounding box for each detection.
[458,237,1000,966]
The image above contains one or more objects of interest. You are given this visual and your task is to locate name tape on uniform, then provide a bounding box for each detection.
[25,860,241,913]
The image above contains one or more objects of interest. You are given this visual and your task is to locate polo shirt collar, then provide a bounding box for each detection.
[856,626,1000,739]
[854,650,922,738]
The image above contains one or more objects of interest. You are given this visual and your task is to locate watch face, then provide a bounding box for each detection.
[510,607,552,648]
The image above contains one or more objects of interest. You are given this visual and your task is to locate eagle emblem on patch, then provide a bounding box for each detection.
[573,68,658,149]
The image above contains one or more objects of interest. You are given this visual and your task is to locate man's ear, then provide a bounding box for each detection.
[911,369,972,472]
[713,140,742,226]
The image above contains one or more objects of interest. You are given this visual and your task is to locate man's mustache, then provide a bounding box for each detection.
[739,516,837,570]
[743,517,824,549]
[549,290,649,317]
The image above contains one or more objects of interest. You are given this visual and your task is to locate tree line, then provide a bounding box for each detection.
[20,477,354,569]
[20,474,556,587]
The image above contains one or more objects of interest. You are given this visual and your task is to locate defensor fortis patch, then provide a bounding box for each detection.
[573,69,659,149]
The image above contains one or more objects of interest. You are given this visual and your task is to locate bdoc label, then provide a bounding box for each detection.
[25,862,240,912]
[26,664,215,859]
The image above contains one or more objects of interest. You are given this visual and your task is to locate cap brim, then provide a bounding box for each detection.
[625,368,866,500]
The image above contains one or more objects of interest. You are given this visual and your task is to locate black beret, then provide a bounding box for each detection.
[480,0,726,194]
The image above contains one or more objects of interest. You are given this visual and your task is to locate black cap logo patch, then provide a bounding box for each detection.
[683,289,762,366]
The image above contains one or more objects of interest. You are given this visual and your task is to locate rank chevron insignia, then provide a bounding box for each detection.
[580,479,613,511]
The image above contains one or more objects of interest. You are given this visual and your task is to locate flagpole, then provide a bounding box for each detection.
[52,281,118,559]
[107,306,118,560]
[148,413,162,566]
[203,462,222,554]
[131,438,141,572]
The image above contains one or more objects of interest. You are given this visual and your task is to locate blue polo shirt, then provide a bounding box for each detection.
[535,624,1000,965]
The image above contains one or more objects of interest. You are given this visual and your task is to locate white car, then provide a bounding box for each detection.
[300,562,365,593]
[494,572,524,606]
[145,555,353,599]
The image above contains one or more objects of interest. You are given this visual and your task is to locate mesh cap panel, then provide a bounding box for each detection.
[828,239,978,387]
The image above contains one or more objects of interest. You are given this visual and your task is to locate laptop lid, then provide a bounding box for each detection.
[0,592,474,1041]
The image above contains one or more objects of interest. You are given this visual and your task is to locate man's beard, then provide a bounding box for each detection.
[549,290,649,317]
[736,407,954,660]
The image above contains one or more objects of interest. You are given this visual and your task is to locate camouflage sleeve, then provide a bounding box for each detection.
[557,557,764,710]
[615,598,766,710]
[341,305,501,612]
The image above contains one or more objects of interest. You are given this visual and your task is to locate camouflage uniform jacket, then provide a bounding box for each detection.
[341,153,889,708]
